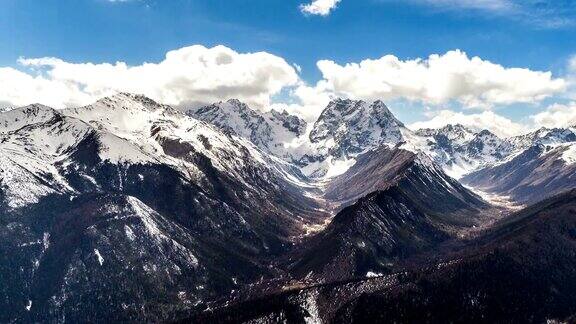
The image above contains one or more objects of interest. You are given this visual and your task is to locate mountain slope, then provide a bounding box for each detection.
[0,94,329,322]
[187,189,576,324]
[2,194,204,323]
[323,146,485,210]
[332,189,576,323]
[462,143,576,204]
[287,147,490,282]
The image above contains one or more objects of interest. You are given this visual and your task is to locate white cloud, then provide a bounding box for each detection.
[0,67,94,108]
[300,0,341,16]
[312,50,565,109]
[531,102,576,129]
[409,110,527,137]
[2,45,298,109]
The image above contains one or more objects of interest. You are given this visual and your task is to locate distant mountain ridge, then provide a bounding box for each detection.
[462,142,576,204]
[189,97,576,182]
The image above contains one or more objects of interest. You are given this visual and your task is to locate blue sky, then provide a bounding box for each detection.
[0,0,575,135]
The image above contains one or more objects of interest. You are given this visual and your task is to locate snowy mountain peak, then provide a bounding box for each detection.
[191,98,306,136]
[443,123,474,135]
[413,124,511,179]
[508,126,576,151]
[308,99,406,159]
[269,109,307,136]
[311,99,404,140]
[225,98,247,108]
[473,129,501,142]
[92,92,176,113]
[0,103,61,133]
[62,93,181,139]
[189,99,307,159]
[415,124,477,144]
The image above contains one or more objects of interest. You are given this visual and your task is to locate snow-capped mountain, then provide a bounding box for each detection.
[308,99,406,157]
[507,127,576,151]
[414,125,576,179]
[414,126,513,178]
[1,93,576,323]
[415,124,477,144]
[188,99,307,161]
[0,105,97,208]
[189,98,411,179]
[462,142,576,204]
[188,98,576,182]
[0,93,330,322]
[298,99,410,178]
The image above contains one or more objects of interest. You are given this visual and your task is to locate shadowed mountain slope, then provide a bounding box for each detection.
[186,189,576,323]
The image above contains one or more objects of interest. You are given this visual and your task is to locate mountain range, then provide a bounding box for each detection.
[1,93,575,322]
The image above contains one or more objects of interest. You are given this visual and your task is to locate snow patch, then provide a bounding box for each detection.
[25,300,32,311]
[124,225,136,241]
[366,271,383,278]
[561,143,576,164]
[301,290,321,324]
[94,249,104,266]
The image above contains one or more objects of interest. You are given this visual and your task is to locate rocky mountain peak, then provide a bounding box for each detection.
[0,103,61,132]
[311,99,401,138]
[508,126,576,151]
[92,92,175,113]
[473,129,501,142]
[415,124,477,145]
[307,99,407,161]
[189,99,307,161]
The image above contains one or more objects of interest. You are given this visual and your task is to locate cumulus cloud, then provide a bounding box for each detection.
[0,67,94,108]
[300,0,341,16]
[1,45,299,109]
[409,110,528,137]
[531,102,576,129]
[311,50,565,109]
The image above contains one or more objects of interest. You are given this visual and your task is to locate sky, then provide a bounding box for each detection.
[0,0,575,136]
